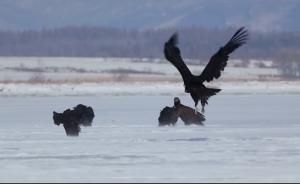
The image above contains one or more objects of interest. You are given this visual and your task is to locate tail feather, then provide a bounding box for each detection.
[205,88,221,97]
[200,88,221,104]
[198,88,221,113]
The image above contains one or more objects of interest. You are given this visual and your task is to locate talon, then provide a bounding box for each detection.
[194,106,199,114]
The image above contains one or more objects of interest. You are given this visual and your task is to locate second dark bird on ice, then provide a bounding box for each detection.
[158,97,205,126]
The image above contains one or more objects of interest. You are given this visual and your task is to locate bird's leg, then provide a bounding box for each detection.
[194,105,199,114]
[201,100,206,113]
[193,100,199,114]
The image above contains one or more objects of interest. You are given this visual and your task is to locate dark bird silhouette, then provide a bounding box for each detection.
[164,27,249,113]
[53,110,81,136]
[158,97,205,126]
[53,104,95,136]
[158,106,178,126]
[73,104,95,127]
[174,97,205,125]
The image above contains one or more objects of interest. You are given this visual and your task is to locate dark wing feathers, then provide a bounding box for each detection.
[224,27,248,53]
[178,104,205,125]
[164,33,193,85]
[199,27,249,83]
[158,106,178,126]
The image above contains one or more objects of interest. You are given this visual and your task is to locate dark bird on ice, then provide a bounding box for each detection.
[164,27,249,113]
[158,105,178,126]
[158,97,205,126]
[53,104,95,136]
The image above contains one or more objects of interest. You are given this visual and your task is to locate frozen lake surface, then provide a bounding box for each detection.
[0,94,300,182]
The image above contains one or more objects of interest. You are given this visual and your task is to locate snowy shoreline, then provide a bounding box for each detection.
[1,57,299,97]
[1,81,300,97]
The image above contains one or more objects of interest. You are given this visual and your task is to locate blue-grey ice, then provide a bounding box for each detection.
[0,95,300,182]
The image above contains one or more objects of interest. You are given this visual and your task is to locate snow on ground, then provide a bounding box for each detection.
[0,57,278,82]
[0,95,300,182]
[1,57,299,96]
[0,57,299,182]
[1,81,300,97]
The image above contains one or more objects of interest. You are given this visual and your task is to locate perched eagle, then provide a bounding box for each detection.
[158,97,205,126]
[164,27,249,113]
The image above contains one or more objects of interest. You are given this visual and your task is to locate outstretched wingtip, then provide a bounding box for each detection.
[164,32,181,60]
[237,26,246,32]
[235,27,247,35]
[232,27,249,42]
[224,26,249,52]
[167,32,179,46]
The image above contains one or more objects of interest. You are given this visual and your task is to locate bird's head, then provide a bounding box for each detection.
[53,111,62,126]
[173,97,181,107]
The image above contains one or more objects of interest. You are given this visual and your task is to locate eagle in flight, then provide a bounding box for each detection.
[164,27,249,113]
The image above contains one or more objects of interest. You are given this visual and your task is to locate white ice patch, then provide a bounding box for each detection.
[1,81,300,97]
[0,95,300,182]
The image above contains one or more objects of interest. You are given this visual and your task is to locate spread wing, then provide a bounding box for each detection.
[198,27,249,83]
[158,106,179,126]
[164,33,193,85]
[178,105,205,125]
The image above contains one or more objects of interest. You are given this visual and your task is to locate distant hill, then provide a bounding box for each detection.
[0,0,299,32]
